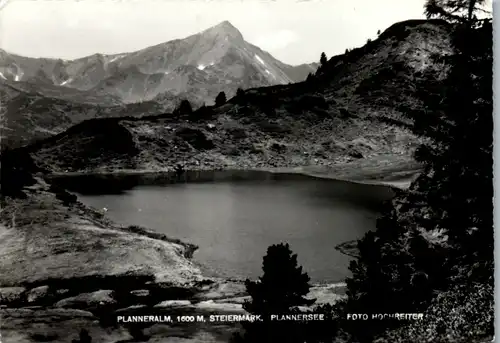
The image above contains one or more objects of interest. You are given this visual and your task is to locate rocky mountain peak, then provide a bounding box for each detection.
[202,20,244,41]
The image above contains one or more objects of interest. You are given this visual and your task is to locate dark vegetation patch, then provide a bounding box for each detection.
[48,174,139,195]
[220,145,241,156]
[175,127,214,150]
[48,184,78,205]
[0,147,40,198]
[354,62,413,98]
[335,240,360,258]
[31,333,60,342]
[296,94,328,110]
[226,127,247,140]
[373,116,414,129]
[376,281,493,343]
[256,121,292,136]
[269,142,287,153]
[190,104,216,121]
[28,119,139,171]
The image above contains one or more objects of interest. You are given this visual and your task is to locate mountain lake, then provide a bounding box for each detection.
[52,170,395,283]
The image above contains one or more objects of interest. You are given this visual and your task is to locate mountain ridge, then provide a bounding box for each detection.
[0,21,308,68]
[0,20,318,104]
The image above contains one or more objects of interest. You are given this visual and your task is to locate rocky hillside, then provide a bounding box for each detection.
[0,82,165,148]
[0,21,317,106]
[25,20,452,176]
[315,19,452,123]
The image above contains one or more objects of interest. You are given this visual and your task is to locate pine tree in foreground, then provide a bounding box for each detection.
[244,243,314,315]
[232,243,316,343]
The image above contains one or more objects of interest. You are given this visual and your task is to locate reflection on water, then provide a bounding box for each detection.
[54,171,394,283]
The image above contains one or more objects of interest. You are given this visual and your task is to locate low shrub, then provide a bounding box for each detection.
[175,128,214,150]
[376,282,493,343]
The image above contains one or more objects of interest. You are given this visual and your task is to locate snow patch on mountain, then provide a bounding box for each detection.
[255,55,266,65]
[59,79,73,86]
[108,55,126,63]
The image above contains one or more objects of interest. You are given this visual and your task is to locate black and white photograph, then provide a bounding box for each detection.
[0,0,494,342]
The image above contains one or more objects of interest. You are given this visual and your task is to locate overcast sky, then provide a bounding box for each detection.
[0,0,429,65]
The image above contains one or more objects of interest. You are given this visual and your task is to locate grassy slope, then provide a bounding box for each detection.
[0,82,165,149]
[0,178,203,288]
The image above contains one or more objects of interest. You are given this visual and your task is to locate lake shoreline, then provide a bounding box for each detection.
[46,157,422,191]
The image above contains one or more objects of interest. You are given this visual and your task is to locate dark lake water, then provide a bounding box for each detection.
[53,171,395,283]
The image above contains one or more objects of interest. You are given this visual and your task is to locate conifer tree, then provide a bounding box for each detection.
[319,52,327,66]
[215,91,227,106]
[424,0,489,23]
[244,243,314,315]
[233,243,315,343]
[174,99,192,115]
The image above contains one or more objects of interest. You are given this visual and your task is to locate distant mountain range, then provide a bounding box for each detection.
[0,21,318,108]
